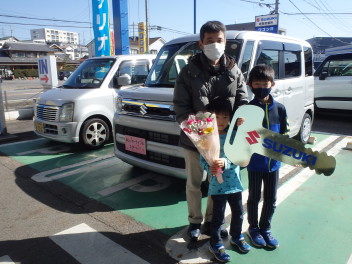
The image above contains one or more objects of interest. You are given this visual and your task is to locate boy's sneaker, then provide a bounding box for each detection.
[230,235,251,253]
[260,229,279,248]
[209,244,231,263]
[187,223,201,241]
[247,227,266,247]
[202,222,229,238]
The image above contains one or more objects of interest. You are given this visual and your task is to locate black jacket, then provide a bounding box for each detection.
[173,52,248,150]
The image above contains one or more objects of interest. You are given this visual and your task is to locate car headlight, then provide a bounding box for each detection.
[59,102,74,122]
[116,96,123,113]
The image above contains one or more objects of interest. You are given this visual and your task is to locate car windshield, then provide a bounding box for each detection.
[145,40,243,88]
[62,58,116,89]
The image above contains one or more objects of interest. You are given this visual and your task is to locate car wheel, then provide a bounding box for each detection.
[295,113,312,144]
[80,118,110,149]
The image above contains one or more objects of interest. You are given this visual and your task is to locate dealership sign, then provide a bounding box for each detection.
[255,14,279,34]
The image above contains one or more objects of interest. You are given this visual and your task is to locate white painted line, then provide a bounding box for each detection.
[0,137,45,147]
[0,255,15,263]
[50,223,149,264]
[166,135,346,263]
[31,155,114,182]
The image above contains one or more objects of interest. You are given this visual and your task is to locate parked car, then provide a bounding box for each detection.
[113,30,315,179]
[314,53,352,111]
[34,54,156,149]
[58,71,73,80]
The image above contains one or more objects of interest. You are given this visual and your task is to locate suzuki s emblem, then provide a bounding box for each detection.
[140,104,148,115]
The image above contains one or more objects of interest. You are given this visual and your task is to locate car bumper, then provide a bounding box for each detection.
[33,118,81,143]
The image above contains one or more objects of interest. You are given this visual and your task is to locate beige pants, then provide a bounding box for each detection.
[184,148,213,224]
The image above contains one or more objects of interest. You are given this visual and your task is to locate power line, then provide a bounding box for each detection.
[0,14,90,24]
[287,0,351,45]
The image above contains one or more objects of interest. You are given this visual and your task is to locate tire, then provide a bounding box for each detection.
[80,118,110,149]
[295,113,312,144]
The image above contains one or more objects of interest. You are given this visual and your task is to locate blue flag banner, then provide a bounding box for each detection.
[92,0,111,56]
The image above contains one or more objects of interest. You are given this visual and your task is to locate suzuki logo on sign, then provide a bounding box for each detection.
[37,56,58,88]
[246,130,260,144]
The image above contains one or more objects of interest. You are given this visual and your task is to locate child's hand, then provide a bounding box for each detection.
[210,159,225,175]
[236,117,245,126]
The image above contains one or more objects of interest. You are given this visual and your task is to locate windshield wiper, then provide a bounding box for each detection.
[148,83,174,88]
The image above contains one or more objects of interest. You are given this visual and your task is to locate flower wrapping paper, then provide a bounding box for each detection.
[180,111,223,183]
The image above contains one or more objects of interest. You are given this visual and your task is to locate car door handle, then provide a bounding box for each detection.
[285,87,293,95]
[272,90,280,97]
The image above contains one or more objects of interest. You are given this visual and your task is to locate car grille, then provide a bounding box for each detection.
[115,124,184,169]
[36,104,59,122]
[121,100,176,121]
[116,142,185,169]
[115,125,179,146]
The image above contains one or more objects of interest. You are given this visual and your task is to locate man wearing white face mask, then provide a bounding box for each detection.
[174,21,248,242]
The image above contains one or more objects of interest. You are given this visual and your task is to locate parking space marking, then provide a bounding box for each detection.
[0,255,15,264]
[166,135,347,263]
[31,154,114,182]
[50,223,149,264]
[97,172,171,196]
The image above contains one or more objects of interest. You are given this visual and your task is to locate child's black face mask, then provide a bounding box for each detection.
[252,88,271,99]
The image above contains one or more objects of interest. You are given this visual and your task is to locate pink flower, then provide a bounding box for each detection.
[183,127,192,134]
[186,119,195,126]
[205,117,213,123]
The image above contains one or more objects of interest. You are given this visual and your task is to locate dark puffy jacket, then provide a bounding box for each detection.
[247,95,290,172]
[173,52,248,150]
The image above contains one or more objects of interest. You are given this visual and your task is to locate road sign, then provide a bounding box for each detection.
[37,56,58,88]
[255,14,279,34]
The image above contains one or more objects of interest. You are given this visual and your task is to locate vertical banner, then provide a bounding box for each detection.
[112,0,130,55]
[138,22,146,54]
[92,0,111,56]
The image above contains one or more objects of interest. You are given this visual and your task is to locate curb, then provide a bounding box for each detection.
[5,108,34,121]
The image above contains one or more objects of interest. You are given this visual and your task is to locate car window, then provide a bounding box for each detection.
[117,59,150,84]
[322,59,352,77]
[256,49,279,79]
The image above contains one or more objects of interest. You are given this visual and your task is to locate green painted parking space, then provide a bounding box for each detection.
[1,133,350,263]
[225,147,352,264]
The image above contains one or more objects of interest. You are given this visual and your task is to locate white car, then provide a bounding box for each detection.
[34,54,156,149]
[314,53,352,111]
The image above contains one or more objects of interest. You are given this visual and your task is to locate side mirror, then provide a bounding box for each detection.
[117,74,131,86]
[319,71,328,80]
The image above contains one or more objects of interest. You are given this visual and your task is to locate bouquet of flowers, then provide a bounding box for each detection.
[180,111,223,183]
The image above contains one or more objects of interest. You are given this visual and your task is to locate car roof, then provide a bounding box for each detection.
[165,30,311,47]
[87,54,157,60]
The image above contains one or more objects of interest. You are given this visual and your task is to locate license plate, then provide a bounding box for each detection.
[35,121,44,133]
[125,135,146,155]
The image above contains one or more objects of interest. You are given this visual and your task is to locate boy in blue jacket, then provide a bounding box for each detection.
[200,98,250,263]
[246,64,289,249]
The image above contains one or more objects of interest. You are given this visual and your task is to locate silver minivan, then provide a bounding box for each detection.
[113,31,315,179]
[34,54,156,149]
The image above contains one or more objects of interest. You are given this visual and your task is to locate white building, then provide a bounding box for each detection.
[30,28,79,45]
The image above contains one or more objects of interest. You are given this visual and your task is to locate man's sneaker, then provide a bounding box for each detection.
[202,222,229,238]
[260,229,279,248]
[187,223,201,241]
[209,244,231,263]
[230,235,251,253]
[247,227,266,247]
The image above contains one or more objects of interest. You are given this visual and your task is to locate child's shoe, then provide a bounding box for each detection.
[247,227,266,247]
[260,229,279,248]
[209,243,231,262]
[230,234,251,253]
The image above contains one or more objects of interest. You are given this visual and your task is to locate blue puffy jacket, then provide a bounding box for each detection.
[247,95,290,172]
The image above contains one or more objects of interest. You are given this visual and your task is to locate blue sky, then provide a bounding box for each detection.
[1,0,352,45]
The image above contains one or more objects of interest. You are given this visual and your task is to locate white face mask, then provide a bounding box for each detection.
[203,42,225,62]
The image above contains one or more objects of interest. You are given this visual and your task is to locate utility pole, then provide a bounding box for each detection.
[194,0,196,34]
[274,0,279,14]
[0,80,7,135]
[145,0,149,53]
